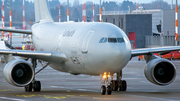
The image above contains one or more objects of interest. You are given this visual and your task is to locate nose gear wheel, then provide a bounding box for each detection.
[101,70,127,95]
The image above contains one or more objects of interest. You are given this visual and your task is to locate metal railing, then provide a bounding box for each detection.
[145,35,180,48]
[102,11,129,15]
[132,9,161,14]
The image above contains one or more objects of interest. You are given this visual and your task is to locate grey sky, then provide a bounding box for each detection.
[27,0,172,4]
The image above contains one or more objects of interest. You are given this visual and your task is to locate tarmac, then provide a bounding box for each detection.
[0,57,180,101]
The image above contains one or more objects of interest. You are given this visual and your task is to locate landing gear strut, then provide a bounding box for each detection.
[25,81,41,92]
[110,70,127,91]
[100,72,112,95]
[100,70,127,95]
[25,59,41,92]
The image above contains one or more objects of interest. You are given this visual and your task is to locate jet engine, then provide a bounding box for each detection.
[144,58,176,86]
[3,60,34,87]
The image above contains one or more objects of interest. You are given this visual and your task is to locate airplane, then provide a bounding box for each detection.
[0,0,179,95]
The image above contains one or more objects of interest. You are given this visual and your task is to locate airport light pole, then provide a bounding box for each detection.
[2,0,4,38]
[175,0,178,46]
[59,4,61,22]
[93,0,94,22]
[128,6,130,14]
[172,0,173,9]
[82,0,86,22]
[67,0,69,22]
[136,0,138,10]
[9,0,12,45]
[23,0,25,30]
[99,0,102,22]
[157,4,159,9]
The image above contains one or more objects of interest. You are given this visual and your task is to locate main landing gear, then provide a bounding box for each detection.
[25,59,41,92]
[100,70,127,95]
[25,59,49,92]
[110,70,127,91]
[25,80,41,92]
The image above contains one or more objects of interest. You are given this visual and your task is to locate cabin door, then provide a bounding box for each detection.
[82,31,94,53]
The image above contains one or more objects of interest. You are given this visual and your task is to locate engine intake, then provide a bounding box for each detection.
[3,60,34,87]
[144,58,176,86]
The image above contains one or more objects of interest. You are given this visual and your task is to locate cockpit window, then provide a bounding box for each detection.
[99,38,105,43]
[117,38,125,43]
[104,38,107,43]
[99,37,107,43]
[108,38,117,43]
[100,37,124,43]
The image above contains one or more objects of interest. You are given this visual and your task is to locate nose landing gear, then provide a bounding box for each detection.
[100,72,112,95]
[100,70,127,95]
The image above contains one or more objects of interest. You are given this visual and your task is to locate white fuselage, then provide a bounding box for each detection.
[32,22,131,75]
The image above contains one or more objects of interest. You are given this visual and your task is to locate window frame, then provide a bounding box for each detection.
[117,38,125,43]
[99,37,105,43]
[108,38,117,43]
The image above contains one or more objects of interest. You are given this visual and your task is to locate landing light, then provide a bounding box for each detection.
[102,72,111,79]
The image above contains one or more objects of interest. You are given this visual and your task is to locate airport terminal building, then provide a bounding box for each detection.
[97,14,152,48]
[98,9,180,48]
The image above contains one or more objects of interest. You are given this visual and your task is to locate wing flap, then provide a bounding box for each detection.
[131,46,180,57]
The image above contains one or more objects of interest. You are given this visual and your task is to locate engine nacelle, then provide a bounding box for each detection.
[144,58,176,86]
[3,60,34,87]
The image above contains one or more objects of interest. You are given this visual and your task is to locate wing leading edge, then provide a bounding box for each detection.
[131,46,180,57]
[0,49,67,63]
[0,28,32,34]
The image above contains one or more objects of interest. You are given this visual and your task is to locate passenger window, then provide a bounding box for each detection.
[99,38,104,43]
[108,38,117,43]
[117,38,125,43]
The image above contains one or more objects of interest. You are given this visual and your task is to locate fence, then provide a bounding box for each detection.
[145,35,180,48]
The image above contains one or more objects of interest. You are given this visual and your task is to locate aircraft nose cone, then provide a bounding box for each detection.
[109,45,121,60]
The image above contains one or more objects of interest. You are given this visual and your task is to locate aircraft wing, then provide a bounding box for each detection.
[131,46,180,57]
[0,28,32,34]
[0,49,67,63]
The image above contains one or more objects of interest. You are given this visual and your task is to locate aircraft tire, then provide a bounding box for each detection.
[119,80,127,91]
[111,80,118,91]
[107,85,112,95]
[101,85,106,95]
[33,81,41,92]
